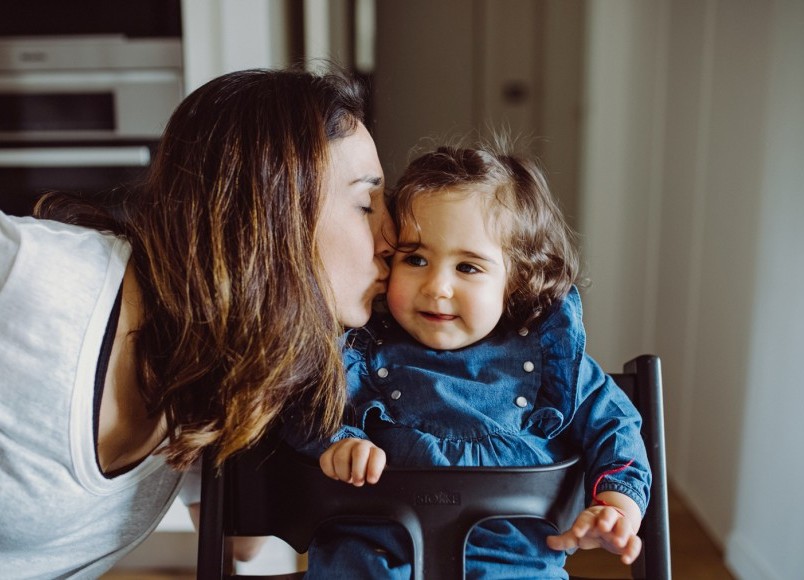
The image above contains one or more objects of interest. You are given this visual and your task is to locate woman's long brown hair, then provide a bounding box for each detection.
[36,68,365,469]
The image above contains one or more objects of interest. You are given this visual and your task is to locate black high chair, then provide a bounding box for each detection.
[197,354,670,579]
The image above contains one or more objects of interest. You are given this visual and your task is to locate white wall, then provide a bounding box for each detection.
[726,1,804,577]
[661,0,772,545]
[578,0,666,366]
[580,1,804,578]
[181,0,290,93]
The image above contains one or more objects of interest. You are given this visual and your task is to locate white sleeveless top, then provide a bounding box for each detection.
[0,211,184,579]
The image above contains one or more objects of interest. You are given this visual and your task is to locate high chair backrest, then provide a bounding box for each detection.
[197,354,670,580]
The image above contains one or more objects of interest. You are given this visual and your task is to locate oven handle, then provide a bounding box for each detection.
[0,146,151,167]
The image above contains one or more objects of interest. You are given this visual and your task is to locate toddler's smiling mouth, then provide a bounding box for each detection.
[420,311,458,322]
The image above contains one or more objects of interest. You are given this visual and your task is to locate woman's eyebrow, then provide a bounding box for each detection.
[351,175,383,187]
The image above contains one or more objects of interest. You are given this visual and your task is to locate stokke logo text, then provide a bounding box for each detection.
[415,491,461,506]
[18,51,48,63]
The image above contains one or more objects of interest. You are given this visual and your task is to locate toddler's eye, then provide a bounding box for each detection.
[403,254,427,267]
[457,263,481,274]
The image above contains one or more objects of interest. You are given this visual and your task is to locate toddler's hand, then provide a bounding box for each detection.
[546,502,642,565]
[319,437,386,487]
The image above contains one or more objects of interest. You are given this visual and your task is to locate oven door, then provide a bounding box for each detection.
[0,68,181,142]
[0,143,154,216]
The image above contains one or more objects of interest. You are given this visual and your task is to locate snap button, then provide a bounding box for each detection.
[391,390,402,400]
[518,327,529,336]
[515,396,528,408]
[377,367,389,378]
[376,339,384,346]
[523,361,535,373]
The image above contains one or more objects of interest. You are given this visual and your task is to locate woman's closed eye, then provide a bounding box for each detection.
[359,196,375,215]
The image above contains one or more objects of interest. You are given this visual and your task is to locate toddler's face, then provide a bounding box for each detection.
[386,190,507,350]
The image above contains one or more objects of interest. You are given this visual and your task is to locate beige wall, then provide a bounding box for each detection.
[373,0,478,181]
[727,1,804,576]
[373,0,583,222]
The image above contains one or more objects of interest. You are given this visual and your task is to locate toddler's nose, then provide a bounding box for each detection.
[422,272,453,300]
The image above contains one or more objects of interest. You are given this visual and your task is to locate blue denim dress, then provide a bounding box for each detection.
[302,287,651,579]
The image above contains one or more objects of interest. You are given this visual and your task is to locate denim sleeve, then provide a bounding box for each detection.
[570,353,652,515]
[281,423,371,459]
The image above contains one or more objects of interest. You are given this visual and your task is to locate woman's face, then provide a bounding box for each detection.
[317,123,394,328]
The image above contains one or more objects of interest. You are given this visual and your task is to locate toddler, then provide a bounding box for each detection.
[302,145,651,579]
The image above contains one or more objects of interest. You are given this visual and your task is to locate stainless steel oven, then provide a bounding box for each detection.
[0,143,156,216]
[0,37,182,142]
[0,3,182,216]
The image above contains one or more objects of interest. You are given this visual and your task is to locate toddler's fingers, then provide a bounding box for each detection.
[364,446,386,484]
[318,454,332,478]
[347,442,373,486]
[620,534,643,565]
[330,442,360,483]
[319,449,339,480]
[570,509,598,538]
[546,531,579,552]
[594,506,623,535]
[612,516,636,548]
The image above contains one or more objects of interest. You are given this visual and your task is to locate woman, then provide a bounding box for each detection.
[0,67,394,578]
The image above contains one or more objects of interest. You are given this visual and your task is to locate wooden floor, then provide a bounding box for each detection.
[103,487,735,579]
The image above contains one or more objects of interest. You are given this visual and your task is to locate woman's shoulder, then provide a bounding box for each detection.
[1,213,131,317]
[1,211,129,266]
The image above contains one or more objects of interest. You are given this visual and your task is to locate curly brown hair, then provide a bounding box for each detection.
[391,143,578,326]
[36,67,366,469]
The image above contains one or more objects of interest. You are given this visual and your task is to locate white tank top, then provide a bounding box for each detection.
[0,211,184,579]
